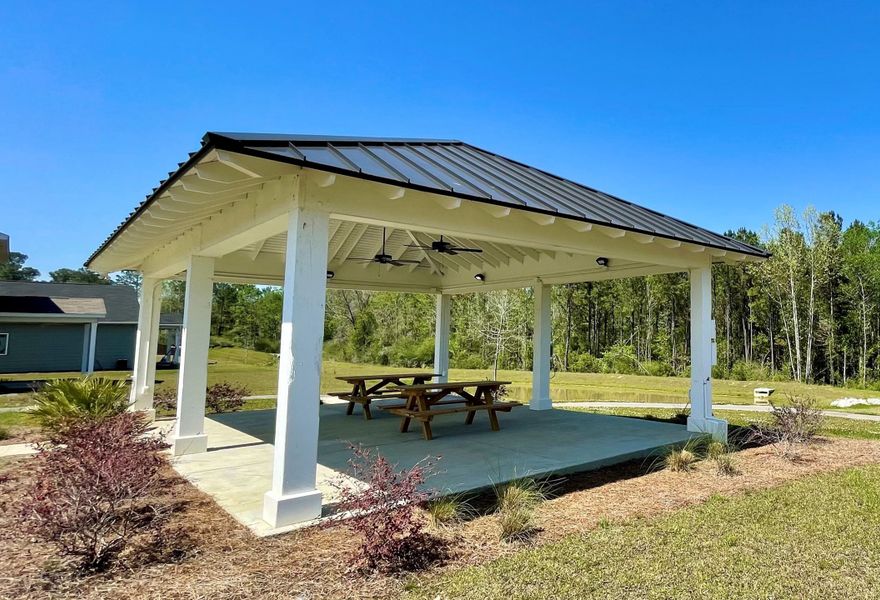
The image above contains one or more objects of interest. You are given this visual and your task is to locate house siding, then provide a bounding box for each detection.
[94,324,136,370]
[0,322,86,373]
[0,322,136,374]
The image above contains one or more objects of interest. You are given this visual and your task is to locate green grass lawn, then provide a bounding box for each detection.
[568,406,880,442]
[407,466,880,599]
[1,347,878,412]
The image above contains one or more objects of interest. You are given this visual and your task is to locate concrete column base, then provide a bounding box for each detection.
[687,416,728,442]
[171,433,208,456]
[529,397,553,411]
[263,489,323,528]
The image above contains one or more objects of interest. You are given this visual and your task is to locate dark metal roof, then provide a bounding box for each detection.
[0,282,138,322]
[87,132,769,266]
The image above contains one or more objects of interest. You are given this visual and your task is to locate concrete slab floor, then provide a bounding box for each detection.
[168,399,694,536]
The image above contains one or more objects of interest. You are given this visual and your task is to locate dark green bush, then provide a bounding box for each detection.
[30,377,130,435]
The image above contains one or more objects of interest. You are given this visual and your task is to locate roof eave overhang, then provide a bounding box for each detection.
[86,132,771,270]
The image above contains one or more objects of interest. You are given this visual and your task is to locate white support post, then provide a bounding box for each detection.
[531,279,552,410]
[81,321,98,374]
[80,324,90,373]
[263,178,328,529]
[130,277,162,420]
[687,267,727,441]
[172,256,214,456]
[433,294,451,383]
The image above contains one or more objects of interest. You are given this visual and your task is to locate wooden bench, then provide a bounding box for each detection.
[385,380,519,440]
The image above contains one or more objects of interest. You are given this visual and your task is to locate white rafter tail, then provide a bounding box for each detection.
[632,233,655,244]
[658,238,682,248]
[313,172,337,188]
[526,213,556,226]
[480,204,511,218]
[686,244,707,253]
[434,196,462,210]
[599,226,626,239]
[732,252,747,261]
[386,186,405,199]
[565,220,593,232]
[194,161,254,183]
[710,249,728,257]
[216,150,298,179]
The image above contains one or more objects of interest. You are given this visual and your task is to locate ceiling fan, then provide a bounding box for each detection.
[348,228,423,267]
[405,235,483,255]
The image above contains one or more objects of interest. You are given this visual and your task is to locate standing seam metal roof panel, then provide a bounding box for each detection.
[86,132,769,266]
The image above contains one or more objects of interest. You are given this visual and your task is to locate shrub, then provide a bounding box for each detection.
[568,352,602,373]
[495,478,545,541]
[153,387,177,414]
[747,395,824,458]
[426,493,474,528]
[730,360,769,381]
[205,382,248,413]
[663,446,697,473]
[707,441,737,476]
[30,377,130,436]
[328,444,443,574]
[20,412,170,571]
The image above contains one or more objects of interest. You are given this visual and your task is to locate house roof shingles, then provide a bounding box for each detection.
[0,282,139,322]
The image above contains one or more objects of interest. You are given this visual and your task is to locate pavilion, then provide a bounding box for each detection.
[87,132,768,530]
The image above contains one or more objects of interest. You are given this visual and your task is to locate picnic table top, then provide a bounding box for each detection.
[335,372,439,382]
[392,380,512,391]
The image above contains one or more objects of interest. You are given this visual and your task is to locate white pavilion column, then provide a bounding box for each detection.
[130,276,162,418]
[686,266,727,441]
[263,188,329,529]
[172,255,214,456]
[433,294,451,383]
[531,279,552,410]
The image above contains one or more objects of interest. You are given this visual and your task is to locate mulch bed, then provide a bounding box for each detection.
[2,437,880,600]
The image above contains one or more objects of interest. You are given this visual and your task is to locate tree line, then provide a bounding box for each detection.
[3,204,878,387]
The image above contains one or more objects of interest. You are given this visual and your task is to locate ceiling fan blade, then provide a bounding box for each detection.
[454,247,483,253]
[348,257,376,262]
[404,243,432,250]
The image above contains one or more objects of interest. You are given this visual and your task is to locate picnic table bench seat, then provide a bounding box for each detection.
[332,372,439,420]
[387,380,519,440]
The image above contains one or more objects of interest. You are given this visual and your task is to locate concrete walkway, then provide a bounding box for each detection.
[557,401,880,422]
[0,443,38,458]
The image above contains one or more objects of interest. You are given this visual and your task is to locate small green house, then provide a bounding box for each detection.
[0,281,179,374]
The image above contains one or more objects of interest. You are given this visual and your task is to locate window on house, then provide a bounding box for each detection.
[0,333,7,356]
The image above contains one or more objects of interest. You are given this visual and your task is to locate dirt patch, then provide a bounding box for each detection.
[2,437,880,599]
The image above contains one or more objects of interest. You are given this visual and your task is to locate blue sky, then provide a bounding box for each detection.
[1,1,878,276]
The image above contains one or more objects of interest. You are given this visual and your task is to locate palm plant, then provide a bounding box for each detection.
[30,377,131,435]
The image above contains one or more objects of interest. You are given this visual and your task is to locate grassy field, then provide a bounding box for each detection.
[570,406,880,441]
[2,346,878,411]
[408,466,880,599]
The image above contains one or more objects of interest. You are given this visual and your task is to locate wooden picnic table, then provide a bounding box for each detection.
[330,373,440,420]
[383,380,520,440]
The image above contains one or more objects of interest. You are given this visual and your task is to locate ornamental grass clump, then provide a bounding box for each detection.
[663,445,698,473]
[30,377,130,436]
[707,440,738,477]
[20,411,170,571]
[495,477,546,542]
[328,444,445,574]
[426,493,474,528]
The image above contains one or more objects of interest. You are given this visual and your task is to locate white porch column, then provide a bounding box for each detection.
[172,255,214,456]
[81,321,98,374]
[263,185,329,529]
[531,279,552,410]
[433,293,451,383]
[130,276,162,418]
[687,266,727,441]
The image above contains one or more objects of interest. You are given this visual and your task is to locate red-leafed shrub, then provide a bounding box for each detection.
[205,382,248,413]
[20,411,170,571]
[328,444,445,574]
[153,382,248,415]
